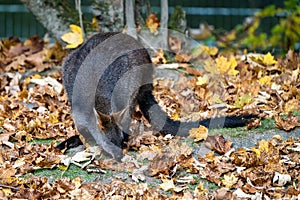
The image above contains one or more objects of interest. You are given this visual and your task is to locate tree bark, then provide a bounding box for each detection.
[160,0,169,50]
[125,0,137,39]
[20,0,78,43]
[92,0,124,32]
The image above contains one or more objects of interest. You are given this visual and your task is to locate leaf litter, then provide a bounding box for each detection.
[0,35,299,199]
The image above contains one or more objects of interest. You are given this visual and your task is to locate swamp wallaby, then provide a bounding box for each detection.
[57,32,253,160]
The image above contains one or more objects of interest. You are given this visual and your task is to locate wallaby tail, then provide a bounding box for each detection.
[137,84,254,137]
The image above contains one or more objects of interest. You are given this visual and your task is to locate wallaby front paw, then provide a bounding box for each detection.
[101,141,123,161]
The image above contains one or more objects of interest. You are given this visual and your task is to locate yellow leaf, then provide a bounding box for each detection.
[251,147,261,156]
[234,94,252,108]
[59,164,68,171]
[259,76,272,86]
[91,17,99,31]
[263,52,277,65]
[49,111,59,124]
[2,188,12,197]
[152,49,167,64]
[61,24,84,49]
[222,174,238,188]
[284,98,299,113]
[189,125,208,142]
[205,151,217,162]
[215,56,239,76]
[70,24,82,34]
[194,182,208,196]
[196,74,209,86]
[31,74,41,79]
[201,45,218,56]
[208,46,218,56]
[72,177,82,189]
[258,140,269,152]
[171,112,179,120]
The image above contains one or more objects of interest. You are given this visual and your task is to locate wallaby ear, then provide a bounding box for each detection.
[94,108,128,130]
[94,108,113,130]
[111,108,128,127]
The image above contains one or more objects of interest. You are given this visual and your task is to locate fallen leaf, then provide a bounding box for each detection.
[275,113,300,131]
[131,165,147,182]
[189,125,208,142]
[196,74,209,86]
[214,188,233,200]
[30,77,63,94]
[222,174,238,188]
[215,56,239,76]
[72,151,93,163]
[194,182,208,197]
[259,75,272,86]
[151,49,167,64]
[146,14,160,34]
[273,172,291,186]
[201,45,218,56]
[204,134,232,154]
[263,52,277,65]
[61,25,84,49]
[246,117,261,130]
[233,94,252,108]
[0,133,10,143]
[159,177,175,192]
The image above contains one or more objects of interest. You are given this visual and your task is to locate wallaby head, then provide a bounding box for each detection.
[94,108,129,147]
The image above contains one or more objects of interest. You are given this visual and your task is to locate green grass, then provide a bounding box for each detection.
[209,117,276,138]
[33,164,102,182]
[29,138,54,145]
[293,111,300,116]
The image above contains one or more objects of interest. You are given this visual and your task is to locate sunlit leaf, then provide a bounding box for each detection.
[61,24,84,49]
[222,174,238,188]
[188,125,208,142]
[263,52,277,65]
[259,76,272,86]
[91,17,100,31]
[233,94,252,108]
[201,45,218,56]
[258,140,269,153]
[196,74,209,86]
[250,147,261,157]
[215,56,239,76]
[160,178,175,191]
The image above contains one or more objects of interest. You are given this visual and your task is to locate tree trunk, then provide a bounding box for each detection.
[160,0,169,50]
[125,0,137,39]
[92,0,124,32]
[20,0,78,43]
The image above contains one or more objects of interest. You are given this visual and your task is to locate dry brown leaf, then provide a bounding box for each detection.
[146,14,160,34]
[275,113,300,131]
[204,134,232,154]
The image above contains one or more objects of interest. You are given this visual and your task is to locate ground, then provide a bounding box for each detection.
[0,35,299,199]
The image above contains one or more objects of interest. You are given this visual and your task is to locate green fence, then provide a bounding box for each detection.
[0,0,284,39]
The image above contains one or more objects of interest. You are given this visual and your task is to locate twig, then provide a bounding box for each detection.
[75,0,85,39]
[0,183,20,191]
